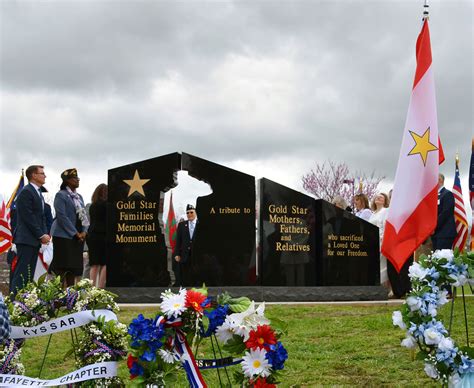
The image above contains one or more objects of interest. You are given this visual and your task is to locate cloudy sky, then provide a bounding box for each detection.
[0,0,472,214]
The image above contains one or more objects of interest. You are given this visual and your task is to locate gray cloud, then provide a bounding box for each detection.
[1,0,472,201]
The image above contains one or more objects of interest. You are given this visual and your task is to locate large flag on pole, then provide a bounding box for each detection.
[470,138,474,251]
[382,18,441,272]
[452,156,468,252]
[165,192,177,253]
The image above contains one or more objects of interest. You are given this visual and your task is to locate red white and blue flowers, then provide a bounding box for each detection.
[127,288,288,387]
[392,249,474,386]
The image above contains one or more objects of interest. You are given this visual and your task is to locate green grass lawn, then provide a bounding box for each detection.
[18,297,473,387]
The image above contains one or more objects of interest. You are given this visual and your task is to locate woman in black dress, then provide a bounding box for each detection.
[87,184,108,288]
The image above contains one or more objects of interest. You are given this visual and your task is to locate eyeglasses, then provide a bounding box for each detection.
[34,172,46,176]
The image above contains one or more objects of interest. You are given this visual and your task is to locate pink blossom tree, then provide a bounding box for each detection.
[302,160,384,209]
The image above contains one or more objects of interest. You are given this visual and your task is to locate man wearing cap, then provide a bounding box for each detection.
[11,165,50,294]
[173,204,198,286]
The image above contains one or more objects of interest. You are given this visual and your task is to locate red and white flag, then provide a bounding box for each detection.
[382,19,442,272]
[0,199,12,254]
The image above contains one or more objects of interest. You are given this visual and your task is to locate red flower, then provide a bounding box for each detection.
[252,377,276,388]
[185,290,208,313]
[245,325,277,350]
[127,354,138,379]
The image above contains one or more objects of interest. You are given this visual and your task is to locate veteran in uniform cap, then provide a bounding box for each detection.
[172,204,198,286]
[49,168,89,287]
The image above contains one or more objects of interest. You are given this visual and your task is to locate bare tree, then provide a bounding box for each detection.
[302,160,384,208]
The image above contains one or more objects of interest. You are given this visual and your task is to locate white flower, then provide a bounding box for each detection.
[432,249,454,261]
[392,311,406,329]
[406,296,422,312]
[424,362,439,379]
[215,317,235,344]
[241,348,271,378]
[449,274,467,287]
[423,328,443,345]
[438,290,449,306]
[159,349,178,364]
[438,337,454,352]
[160,289,186,319]
[401,335,417,349]
[227,302,270,341]
[408,262,429,280]
[427,304,437,318]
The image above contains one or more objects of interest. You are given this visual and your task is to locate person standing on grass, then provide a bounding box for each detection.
[369,193,392,295]
[10,165,50,295]
[49,169,89,288]
[86,184,108,288]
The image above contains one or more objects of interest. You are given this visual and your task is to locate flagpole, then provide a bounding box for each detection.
[423,0,429,20]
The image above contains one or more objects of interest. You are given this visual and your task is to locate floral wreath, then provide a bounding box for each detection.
[0,277,128,386]
[392,249,474,386]
[127,287,288,387]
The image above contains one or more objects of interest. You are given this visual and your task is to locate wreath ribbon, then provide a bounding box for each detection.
[174,330,207,388]
[157,316,207,388]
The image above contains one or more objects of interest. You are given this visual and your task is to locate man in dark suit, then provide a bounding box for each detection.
[10,165,50,295]
[173,204,198,286]
[432,174,456,250]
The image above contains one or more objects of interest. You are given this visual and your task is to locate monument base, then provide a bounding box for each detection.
[107,286,388,303]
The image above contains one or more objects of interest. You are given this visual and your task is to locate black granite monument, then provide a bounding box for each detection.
[107,152,256,287]
[107,153,384,301]
[259,178,316,286]
[314,199,380,286]
[259,178,380,287]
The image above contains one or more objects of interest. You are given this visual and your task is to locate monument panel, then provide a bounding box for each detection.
[107,152,180,286]
[259,178,317,286]
[181,153,256,286]
[314,199,380,286]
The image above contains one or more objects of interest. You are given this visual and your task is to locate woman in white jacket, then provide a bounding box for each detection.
[369,193,391,291]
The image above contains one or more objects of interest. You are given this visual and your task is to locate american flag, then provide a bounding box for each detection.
[0,171,25,254]
[470,139,474,251]
[453,156,468,252]
[0,200,12,254]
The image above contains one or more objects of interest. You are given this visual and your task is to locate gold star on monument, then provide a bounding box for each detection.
[407,127,438,166]
[123,170,150,197]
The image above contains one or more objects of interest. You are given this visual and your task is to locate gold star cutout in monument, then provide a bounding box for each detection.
[407,127,438,166]
[123,170,150,197]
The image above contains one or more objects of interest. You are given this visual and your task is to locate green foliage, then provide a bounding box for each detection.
[222,334,246,354]
[227,296,251,313]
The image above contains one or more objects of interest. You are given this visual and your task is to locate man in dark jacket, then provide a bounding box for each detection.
[173,204,198,286]
[432,174,456,250]
[10,165,50,294]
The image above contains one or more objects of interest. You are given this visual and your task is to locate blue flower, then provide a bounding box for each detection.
[130,361,144,376]
[202,305,229,337]
[129,314,166,349]
[140,349,156,362]
[265,341,288,370]
[458,355,474,375]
